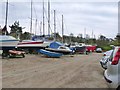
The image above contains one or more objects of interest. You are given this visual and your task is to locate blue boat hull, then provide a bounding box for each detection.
[37,49,62,58]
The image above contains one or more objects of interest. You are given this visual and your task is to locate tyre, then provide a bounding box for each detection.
[2,53,6,59]
[117,85,120,90]
[21,53,25,58]
[2,53,10,59]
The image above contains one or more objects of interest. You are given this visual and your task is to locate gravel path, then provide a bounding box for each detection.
[2,53,108,88]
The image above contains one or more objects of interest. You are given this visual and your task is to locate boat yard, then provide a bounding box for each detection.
[2,53,108,88]
[0,0,119,89]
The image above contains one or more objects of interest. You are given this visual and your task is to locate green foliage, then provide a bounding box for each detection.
[9,21,22,34]
[116,35,120,46]
[9,21,23,39]
[110,40,119,46]
[100,46,112,51]
[21,32,31,40]
[110,35,120,46]
[85,39,96,45]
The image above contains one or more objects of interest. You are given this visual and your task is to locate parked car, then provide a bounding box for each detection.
[72,46,89,55]
[96,48,102,53]
[100,50,113,69]
[104,46,120,89]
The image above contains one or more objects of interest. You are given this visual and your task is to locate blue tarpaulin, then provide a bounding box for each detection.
[49,41,63,49]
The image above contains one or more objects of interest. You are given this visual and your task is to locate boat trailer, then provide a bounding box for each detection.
[2,49,25,59]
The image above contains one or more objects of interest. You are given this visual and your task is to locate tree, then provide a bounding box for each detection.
[9,21,23,39]
[70,33,74,37]
[70,33,74,42]
[96,35,110,47]
[21,32,31,40]
[77,34,83,43]
[77,34,83,38]
[1,25,9,35]
[116,34,120,45]
[55,32,62,41]
[99,35,106,40]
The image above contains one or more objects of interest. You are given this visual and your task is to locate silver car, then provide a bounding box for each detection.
[104,46,120,89]
[96,48,102,53]
[100,50,113,69]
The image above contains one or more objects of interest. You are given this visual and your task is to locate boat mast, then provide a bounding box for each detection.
[62,15,64,43]
[40,21,42,35]
[35,19,37,35]
[54,10,56,41]
[84,28,86,44]
[84,28,86,39]
[30,0,33,34]
[48,0,50,37]
[5,0,8,28]
[43,0,45,36]
[92,30,93,39]
[5,0,8,35]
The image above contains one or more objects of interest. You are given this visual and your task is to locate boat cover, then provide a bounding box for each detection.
[37,49,63,58]
[49,41,63,49]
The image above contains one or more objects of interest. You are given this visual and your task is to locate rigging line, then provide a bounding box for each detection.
[63,18,69,36]
[33,2,37,19]
[56,14,62,29]
[56,15,62,33]
[8,3,14,6]
[63,16,71,36]
[38,10,43,22]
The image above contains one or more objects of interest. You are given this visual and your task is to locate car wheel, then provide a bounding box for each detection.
[117,85,120,90]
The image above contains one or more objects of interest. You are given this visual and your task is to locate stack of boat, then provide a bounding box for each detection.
[37,41,73,58]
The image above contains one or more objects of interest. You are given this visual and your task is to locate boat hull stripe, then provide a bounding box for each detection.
[18,41,44,45]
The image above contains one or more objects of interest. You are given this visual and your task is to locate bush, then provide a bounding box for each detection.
[98,46,112,51]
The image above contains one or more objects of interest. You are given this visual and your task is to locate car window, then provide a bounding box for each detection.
[96,48,102,50]
[109,51,114,61]
[105,50,113,56]
[109,47,119,61]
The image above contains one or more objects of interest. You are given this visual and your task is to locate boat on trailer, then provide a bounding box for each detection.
[0,35,20,58]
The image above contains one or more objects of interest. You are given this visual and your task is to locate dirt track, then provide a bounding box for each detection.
[2,53,108,88]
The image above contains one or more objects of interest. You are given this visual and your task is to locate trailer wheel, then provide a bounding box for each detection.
[21,53,25,58]
[2,53,6,59]
[2,53,10,59]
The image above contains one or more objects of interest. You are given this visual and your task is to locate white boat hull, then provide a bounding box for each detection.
[17,40,44,48]
[1,41,19,47]
[0,35,19,50]
[45,48,72,54]
[41,41,51,47]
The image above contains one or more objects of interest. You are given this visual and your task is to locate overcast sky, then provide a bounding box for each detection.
[0,0,119,39]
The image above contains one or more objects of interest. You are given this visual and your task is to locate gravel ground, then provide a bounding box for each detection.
[2,53,108,88]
